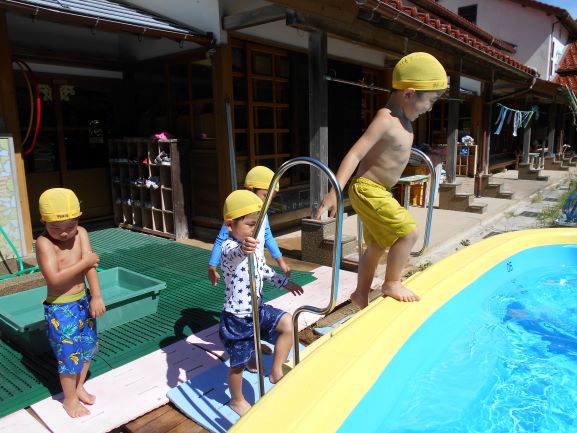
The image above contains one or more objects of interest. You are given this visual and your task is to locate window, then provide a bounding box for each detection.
[458,4,477,24]
[231,40,291,189]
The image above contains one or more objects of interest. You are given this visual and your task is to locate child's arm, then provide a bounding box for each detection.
[208,224,229,286]
[263,215,290,276]
[222,237,254,268]
[78,227,106,318]
[36,235,99,289]
[315,110,391,218]
[261,263,303,296]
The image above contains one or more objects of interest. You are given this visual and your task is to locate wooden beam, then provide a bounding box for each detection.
[308,30,328,218]
[223,5,287,31]
[0,10,32,253]
[286,10,406,58]
[522,95,533,163]
[211,46,234,209]
[481,74,494,175]
[446,68,461,184]
[547,102,557,156]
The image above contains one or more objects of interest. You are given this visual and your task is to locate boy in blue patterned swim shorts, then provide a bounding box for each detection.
[36,188,105,418]
[219,190,304,416]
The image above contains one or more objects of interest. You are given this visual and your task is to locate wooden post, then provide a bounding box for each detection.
[308,30,328,217]
[522,120,531,163]
[211,46,234,209]
[547,102,557,157]
[481,74,494,175]
[521,95,532,164]
[446,70,460,184]
[0,11,32,253]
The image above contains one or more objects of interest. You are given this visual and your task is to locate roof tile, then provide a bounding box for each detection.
[359,0,537,75]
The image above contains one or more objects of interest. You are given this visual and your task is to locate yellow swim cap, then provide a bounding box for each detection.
[223,190,262,220]
[39,188,81,222]
[392,52,447,90]
[244,166,279,192]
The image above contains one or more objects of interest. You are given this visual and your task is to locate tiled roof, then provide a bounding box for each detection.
[409,0,516,53]
[557,42,577,73]
[357,0,537,76]
[0,0,213,44]
[554,42,577,91]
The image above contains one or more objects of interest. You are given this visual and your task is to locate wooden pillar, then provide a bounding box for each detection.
[0,11,32,253]
[522,95,532,164]
[211,46,234,209]
[547,102,557,156]
[446,70,460,184]
[481,74,494,175]
[308,30,328,217]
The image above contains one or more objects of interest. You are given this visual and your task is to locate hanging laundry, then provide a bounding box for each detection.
[493,103,539,136]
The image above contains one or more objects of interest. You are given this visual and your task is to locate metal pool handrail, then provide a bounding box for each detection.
[247,157,344,398]
[357,148,437,257]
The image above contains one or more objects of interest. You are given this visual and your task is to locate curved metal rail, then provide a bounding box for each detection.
[356,148,436,257]
[248,156,344,398]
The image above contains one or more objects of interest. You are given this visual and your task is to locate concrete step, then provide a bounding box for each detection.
[497,191,515,200]
[537,175,549,181]
[322,234,357,258]
[466,203,488,214]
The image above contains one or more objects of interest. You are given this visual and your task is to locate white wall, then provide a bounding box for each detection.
[437,0,569,79]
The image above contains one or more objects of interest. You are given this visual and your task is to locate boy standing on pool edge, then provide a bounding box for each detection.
[36,188,105,417]
[316,52,447,308]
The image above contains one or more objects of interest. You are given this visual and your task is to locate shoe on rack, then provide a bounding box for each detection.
[160,155,171,166]
[146,176,160,189]
[154,151,167,165]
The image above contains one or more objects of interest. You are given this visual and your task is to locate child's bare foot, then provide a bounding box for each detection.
[269,369,284,384]
[63,397,91,418]
[229,398,251,416]
[77,386,96,405]
[349,290,369,309]
[381,282,420,302]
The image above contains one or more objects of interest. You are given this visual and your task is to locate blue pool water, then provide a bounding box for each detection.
[338,245,577,433]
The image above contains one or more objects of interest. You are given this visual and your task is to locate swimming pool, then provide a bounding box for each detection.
[229,229,577,433]
[339,244,577,433]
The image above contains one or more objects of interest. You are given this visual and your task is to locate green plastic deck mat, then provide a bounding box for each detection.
[0,228,316,417]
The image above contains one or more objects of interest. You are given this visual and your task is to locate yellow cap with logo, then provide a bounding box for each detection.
[244,166,279,192]
[223,190,262,220]
[39,188,81,222]
[392,52,448,90]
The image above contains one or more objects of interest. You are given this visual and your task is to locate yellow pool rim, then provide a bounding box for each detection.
[229,228,577,433]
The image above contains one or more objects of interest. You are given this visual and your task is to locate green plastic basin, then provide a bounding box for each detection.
[0,267,166,354]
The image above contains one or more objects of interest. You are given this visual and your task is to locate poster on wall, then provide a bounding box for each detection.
[0,135,26,259]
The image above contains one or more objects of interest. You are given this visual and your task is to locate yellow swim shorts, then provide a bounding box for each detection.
[348,176,417,248]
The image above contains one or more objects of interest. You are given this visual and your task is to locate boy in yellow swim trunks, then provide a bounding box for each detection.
[316,52,447,308]
[36,188,105,418]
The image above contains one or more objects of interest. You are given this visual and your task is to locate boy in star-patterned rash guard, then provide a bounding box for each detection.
[218,190,303,416]
[221,240,287,316]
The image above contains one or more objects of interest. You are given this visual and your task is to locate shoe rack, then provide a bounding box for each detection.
[108,138,189,239]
